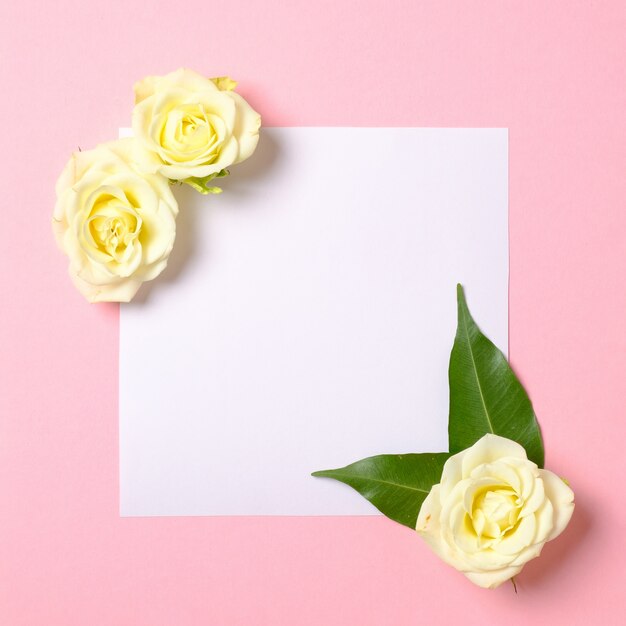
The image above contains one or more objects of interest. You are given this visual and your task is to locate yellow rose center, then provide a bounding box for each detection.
[85,193,142,263]
[160,104,224,164]
[177,113,210,147]
[471,487,521,539]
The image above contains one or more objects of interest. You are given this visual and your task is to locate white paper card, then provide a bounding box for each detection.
[120,127,508,516]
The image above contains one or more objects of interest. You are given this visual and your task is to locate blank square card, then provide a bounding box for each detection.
[120,127,508,516]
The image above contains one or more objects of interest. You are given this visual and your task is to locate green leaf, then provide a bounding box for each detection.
[449,284,544,467]
[312,453,449,528]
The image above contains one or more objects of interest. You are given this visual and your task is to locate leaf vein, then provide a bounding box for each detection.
[319,472,430,494]
[460,307,495,434]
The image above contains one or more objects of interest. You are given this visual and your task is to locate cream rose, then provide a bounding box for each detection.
[416,434,574,589]
[132,68,261,184]
[53,139,178,303]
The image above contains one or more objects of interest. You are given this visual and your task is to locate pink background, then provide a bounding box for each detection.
[1,1,625,623]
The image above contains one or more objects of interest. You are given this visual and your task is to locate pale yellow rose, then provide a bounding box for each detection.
[416,434,574,589]
[52,139,178,303]
[132,68,261,185]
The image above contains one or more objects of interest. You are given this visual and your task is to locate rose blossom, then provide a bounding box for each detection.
[53,139,178,302]
[132,68,261,184]
[416,434,574,588]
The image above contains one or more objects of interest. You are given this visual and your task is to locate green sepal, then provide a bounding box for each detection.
[180,169,230,195]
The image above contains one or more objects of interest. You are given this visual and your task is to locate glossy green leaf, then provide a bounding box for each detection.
[312,453,449,528]
[449,285,544,467]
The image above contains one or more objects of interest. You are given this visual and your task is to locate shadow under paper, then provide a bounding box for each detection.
[130,130,281,305]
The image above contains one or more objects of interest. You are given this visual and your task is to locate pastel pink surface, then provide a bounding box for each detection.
[1,1,624,624]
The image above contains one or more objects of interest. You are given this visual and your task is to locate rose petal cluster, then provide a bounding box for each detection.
[416,434,574,589]
[53,139,178,302]
[53,69,260,302]
[132,69,261,182]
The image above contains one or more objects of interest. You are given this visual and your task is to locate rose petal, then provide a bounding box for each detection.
[539,469,575,541]
[462,434,528,477]
[464,565,522,589]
